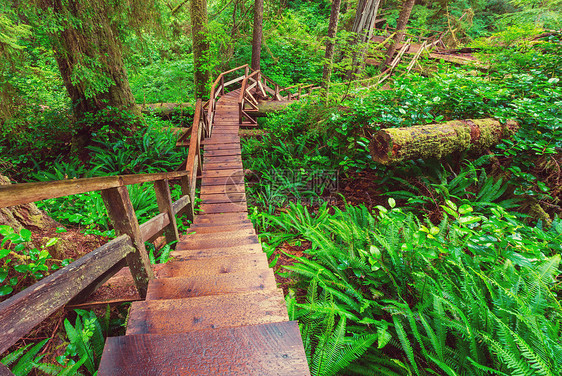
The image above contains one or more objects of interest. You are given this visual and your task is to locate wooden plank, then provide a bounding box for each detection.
[99,321,310,376]
[193,212,249,224]
[187,223,254,233]
[171,194,191,216]
[200,175,245,186]
[177,235,258,250]
[154,180,179,246]
[171,243,263,260]
[146,269,276,299]
[203,149,241,157]
[204,143,241,151]
[185,229,255,240]
[154,254,268,278]
[0,171,189,208]
[199,202,247,214]
[200,193,246,204]
[0,235,133,354]
[102,187,154,299]
[126,289,288,335]
[139,212,169,243]
[201,169,244,178]
[202,156,243,165]
[200,184,245,195]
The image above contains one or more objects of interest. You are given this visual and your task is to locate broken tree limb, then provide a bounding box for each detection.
[370,118,519,164]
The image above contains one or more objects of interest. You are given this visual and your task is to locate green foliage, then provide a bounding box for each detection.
[262,199,562,375]
[0,225,68,297]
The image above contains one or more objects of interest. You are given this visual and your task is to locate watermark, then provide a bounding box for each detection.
[225,168,339,205]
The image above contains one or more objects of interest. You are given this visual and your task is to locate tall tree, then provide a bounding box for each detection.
[34,0,153,152]
[191,0,210,98]
[251,0,264,71]
[381,0,415,71]
[347,0,381,79]
[322,0,342,89]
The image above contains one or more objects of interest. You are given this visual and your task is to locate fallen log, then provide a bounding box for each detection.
[370,118,518,164]
[141,103,194,118]
[252,100,294,117]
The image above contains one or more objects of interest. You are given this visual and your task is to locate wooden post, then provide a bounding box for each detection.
[179,175,194,221]
[221,76,225,95]
[154,179,180,247]
[101,186,153,298]
[245,66,249,77]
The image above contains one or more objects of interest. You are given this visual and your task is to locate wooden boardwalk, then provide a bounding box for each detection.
[98,90,310,375]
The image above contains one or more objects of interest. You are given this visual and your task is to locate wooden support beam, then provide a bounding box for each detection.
[101,187,154,299]
[154,180,180,247]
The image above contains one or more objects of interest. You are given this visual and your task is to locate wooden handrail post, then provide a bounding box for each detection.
[154,179,180,247]
[221,76,225,95]
[179,175,194,221]
[298,86,302,99]
[101,186,153,298]
[245,66,249,77]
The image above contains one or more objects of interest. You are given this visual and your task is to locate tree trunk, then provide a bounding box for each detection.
[251,0,264,71]
[347,0,381,79]
[38,0,141,153]
[370,119,519,164]
[381,0,415,71]
[191,0,210,98]
[322,0,342,90]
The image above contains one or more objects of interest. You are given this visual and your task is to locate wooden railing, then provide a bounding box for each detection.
[0,93,211,357]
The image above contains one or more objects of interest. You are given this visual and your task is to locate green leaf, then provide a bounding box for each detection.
[0,285,14,296]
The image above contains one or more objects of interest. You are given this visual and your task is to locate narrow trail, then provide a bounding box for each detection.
[98,89,310,375]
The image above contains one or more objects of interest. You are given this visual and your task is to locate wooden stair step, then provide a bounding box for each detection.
[201,169,244,177]
[187,224,255,234]
[185,228,255,240]
[171,243,263,259]
[200,192,246,204]
[200,184,245,195]
[204,143,241,150]
[189,220,253,229]
[204,149,242,157]
[177,234,258,250]
[146,269,276,300]
[203,161,245,170]
[126,289,288,335]
[201,175,245,186]
[199,202,247,214]
[99,321,310,376]
[203,155,243,164]
[192,212,249,223]
[155,254,268,278]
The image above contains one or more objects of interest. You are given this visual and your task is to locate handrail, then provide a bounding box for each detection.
[0,71,218,358]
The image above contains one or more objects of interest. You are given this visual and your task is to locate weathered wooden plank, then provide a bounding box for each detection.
[199,202,247,214]
[177,235,258,250]
[0,171,190,208]
[193,212,249,223]
[140,212,169,243]
[0,235,133,354]
[146,269,276,299]
[153,180,179,246]
[200,175,245,187]
[201,169,244,178]
[102,187,154,299]
[99,321,310,376]
[172,243,262,259]
[126,289,288,335]
[155,254,267,278]
[204,149,242,157]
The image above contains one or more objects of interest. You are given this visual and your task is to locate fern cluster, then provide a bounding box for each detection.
[265,200,562,375]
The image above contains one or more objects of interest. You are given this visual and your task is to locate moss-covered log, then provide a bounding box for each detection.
[370,118,518,164]
[253,100,294,116]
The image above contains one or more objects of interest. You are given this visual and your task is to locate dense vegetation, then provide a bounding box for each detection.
[1,0,561,374]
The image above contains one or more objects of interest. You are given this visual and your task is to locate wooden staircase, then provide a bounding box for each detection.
[97,90,311,375]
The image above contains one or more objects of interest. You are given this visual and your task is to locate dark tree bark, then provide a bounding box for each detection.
[322,0,342,89]
[191,0,211,98]
[381,0,416,71]
[251,0,264,71]
[37,0,142,153]
[347,0,381,79]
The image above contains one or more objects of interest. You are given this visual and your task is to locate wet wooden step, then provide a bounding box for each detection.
[99,321,310,376]
[171,243,263,260]
[126,289,288,335]
[155,254,268,278]
[146,269,276,300]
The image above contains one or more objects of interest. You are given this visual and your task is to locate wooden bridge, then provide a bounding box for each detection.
[0,66,310,375]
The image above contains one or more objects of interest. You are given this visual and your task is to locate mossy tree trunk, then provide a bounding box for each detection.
[370,119,519,164]
[251,0,264,71]
[190,0,210,98]
[381,0,415,71]
[322,0,342,91]
[37,0,142,153]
